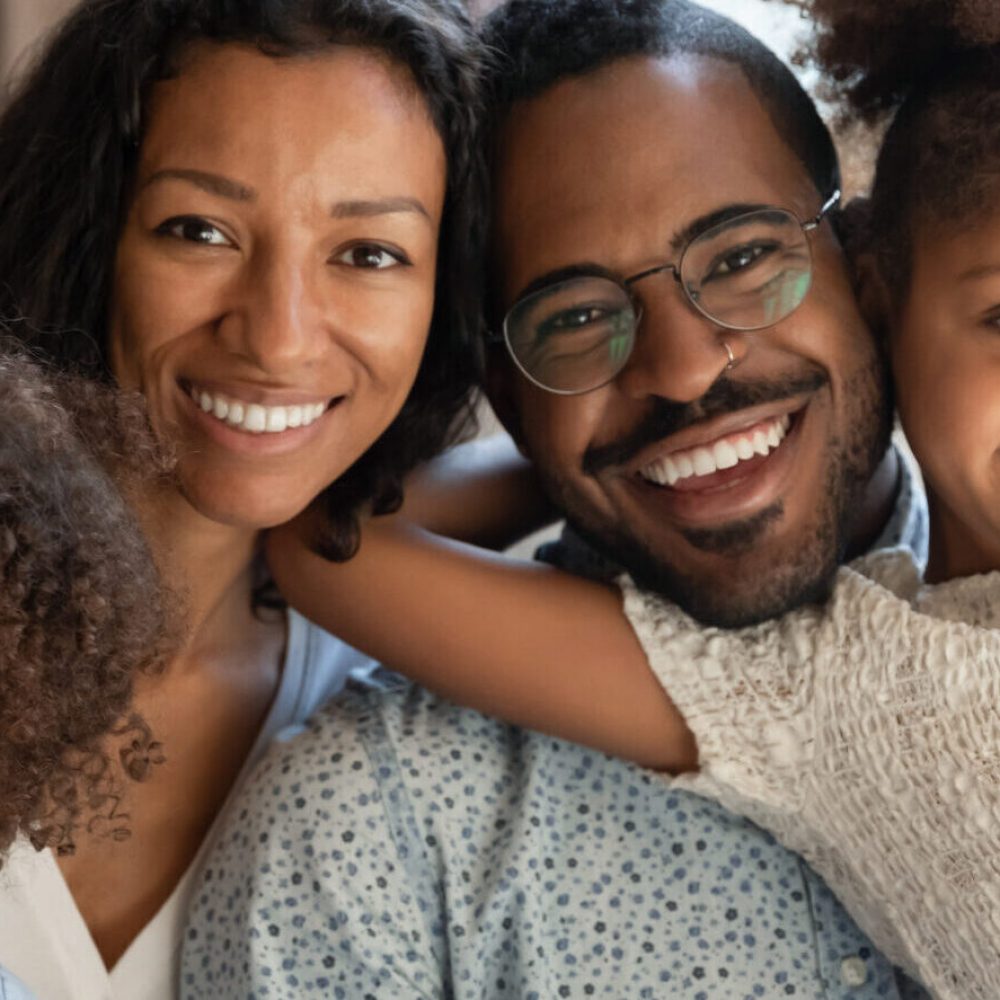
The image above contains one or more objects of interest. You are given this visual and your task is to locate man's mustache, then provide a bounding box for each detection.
[582,370,828,475]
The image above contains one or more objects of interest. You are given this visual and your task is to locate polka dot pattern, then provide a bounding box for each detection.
[182,682,923,999]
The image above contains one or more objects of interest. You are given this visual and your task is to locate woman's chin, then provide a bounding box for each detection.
[174,472,321,533]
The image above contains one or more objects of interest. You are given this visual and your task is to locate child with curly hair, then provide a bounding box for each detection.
[0,349,172,862]
[260,1,1000,996]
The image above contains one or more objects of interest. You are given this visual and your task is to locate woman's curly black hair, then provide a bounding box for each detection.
[779,0,1000,292]
[0,348,174,860]
[0,0,486,560]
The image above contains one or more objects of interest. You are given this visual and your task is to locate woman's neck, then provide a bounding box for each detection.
[138,484,263,665]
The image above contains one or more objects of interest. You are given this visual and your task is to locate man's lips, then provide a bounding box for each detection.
[582,372,828,476]
[616,401,812,529]
[638,412,792,489]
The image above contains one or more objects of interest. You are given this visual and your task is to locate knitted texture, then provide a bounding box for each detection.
[622,549,1000,1000]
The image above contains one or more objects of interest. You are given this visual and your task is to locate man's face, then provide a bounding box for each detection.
[492,55,891,626]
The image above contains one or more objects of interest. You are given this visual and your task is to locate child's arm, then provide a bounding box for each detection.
[267,516,696,773]
[398,434,558,549]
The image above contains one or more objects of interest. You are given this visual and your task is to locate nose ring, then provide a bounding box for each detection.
[722,339,738,371]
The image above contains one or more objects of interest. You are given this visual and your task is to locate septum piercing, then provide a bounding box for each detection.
[722,339,737,370]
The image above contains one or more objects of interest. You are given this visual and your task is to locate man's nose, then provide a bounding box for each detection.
[614,279,737,402]
[219,246,328,374]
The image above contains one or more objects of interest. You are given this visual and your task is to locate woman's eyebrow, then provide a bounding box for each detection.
[142,168,255,201]
[331,197,432,223]
[142,171,431,224]
[958,262,1000,283]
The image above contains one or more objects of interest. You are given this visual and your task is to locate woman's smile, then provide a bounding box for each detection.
[108,43,447,528]
[185,381,334,434]
[178,379,343,458]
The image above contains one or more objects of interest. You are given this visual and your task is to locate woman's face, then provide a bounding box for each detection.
[110,43,446,529]
[891,208,1000,579]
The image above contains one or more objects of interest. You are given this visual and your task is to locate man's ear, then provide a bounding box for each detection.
[483,345,528,454]
[855,250,894,347]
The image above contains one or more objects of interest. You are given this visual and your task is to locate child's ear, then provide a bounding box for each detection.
[483,345,528,456]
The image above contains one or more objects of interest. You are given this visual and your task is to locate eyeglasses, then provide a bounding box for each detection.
[497,190,841,395]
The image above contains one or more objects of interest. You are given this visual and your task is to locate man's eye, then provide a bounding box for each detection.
[708,241,777,279]
[156,217,231,246]
[539,306,610,335]
[335,244,409,270]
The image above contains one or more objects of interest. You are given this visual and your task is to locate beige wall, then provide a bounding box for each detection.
[1,0,76,82]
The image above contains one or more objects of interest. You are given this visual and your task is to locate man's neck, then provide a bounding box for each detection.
[843,446,901,561]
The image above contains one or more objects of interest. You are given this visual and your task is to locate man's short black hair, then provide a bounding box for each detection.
[481,0,840,199]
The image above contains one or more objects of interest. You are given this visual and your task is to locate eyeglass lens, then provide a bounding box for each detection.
[504,208,814,394]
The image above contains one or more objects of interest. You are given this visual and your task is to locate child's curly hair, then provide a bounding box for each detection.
[0,349,173,859]
[779,0,1000,292]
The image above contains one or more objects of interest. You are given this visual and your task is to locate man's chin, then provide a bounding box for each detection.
[677,503,783,558]
[632,554,837,629]
[568,514,840,630]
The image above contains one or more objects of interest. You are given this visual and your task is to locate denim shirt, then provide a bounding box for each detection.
[181,448,931,999]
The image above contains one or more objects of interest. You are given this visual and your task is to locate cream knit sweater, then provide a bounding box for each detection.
[623,549,1000,1000]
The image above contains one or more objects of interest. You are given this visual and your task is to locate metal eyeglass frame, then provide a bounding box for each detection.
[495,188,842,396]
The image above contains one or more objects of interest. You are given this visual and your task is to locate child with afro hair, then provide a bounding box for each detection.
[0,348,172,863]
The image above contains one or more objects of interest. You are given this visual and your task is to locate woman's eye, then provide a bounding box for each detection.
[156,217,232,246]
[335,244,409,270]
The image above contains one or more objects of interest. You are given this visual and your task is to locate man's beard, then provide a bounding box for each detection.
[543,360,893,629]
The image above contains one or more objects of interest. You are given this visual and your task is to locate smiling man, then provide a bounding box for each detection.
[182,2,929,997]
[487,23,899,629]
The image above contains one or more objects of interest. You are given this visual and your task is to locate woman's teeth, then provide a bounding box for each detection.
[641,414,792,487]
[192,388,328,434]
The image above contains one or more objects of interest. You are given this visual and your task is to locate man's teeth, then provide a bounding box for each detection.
[193,388,328,434]
[641,414,792,487]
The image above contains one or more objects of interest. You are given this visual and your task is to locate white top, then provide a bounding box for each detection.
[623,548,1000,1000]
[0,610,370,1000]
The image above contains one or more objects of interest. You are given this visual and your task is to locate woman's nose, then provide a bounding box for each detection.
[220,246,329,375]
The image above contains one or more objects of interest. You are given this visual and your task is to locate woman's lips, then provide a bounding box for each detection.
[176,380,344,458]
[185,383,332,435]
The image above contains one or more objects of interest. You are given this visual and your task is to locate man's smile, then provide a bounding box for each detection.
[616,399,813,529]
[638,412,792,487]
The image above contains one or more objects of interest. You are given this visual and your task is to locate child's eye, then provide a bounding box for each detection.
[155,216,233,247]
[334,244,411,270]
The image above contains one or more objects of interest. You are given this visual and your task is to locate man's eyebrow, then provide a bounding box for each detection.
[513,263,620,304]
[143,169,256,202]
[669,203,779,253]
[331,197,432,222]
[510,205,789,304]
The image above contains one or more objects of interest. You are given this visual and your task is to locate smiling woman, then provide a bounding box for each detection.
[108,42,451,533]
[0,2,483,998]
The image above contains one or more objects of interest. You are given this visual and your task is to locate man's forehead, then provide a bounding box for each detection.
[492,53,815,300]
